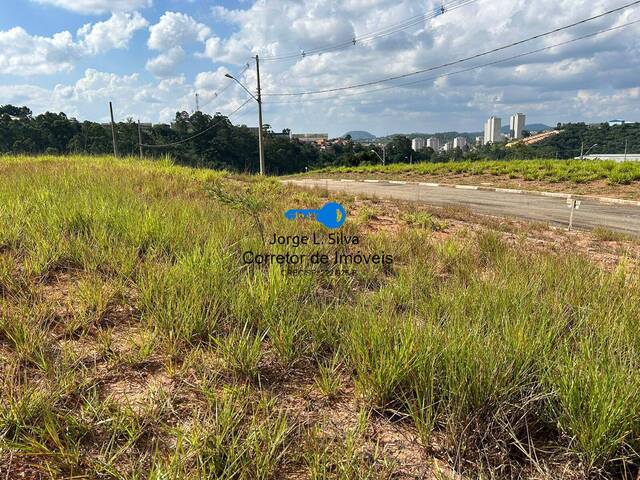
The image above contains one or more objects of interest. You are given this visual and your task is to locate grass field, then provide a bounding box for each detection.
[314,159,640,185]
[1,155,640,479]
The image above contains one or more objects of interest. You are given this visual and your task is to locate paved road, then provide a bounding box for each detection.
[283,178,640,236]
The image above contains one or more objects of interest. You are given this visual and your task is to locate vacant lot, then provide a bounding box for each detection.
[1,155,640,479]
[310,159,640,199]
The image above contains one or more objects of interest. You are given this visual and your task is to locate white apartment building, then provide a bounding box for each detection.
[484,117,501,144]
[509,113,526,139]
[411,137,426,151]
[426,137,440,150]
[453,137,467,149]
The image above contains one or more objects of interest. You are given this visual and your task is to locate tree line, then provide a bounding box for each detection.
[2,105,638,173]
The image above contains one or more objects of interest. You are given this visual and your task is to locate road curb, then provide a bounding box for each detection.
[334,178,640,207]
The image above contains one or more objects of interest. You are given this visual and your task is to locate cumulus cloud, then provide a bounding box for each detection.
[0,27,80,75]
[194,0,640,134]
[78,12,148,54]
[148,12,211,51]
[6,0,640,134]
[0,13,148,76]
[0,69,255,127]
[146,47,186,77]
[32,0,152,15]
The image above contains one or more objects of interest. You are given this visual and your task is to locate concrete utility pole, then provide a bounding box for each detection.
[137,120,143,159]
[195,93,200,112]
[255,55,265,175]
[109,101,118,158]
[224,60,265,175]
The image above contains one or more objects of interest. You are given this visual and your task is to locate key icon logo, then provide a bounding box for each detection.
[284,202,346,229]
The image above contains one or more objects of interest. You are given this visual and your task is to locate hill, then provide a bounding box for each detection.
[533,122,640,158]
[342,130,376,140]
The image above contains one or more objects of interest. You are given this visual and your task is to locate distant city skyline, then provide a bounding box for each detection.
[0,0,638,137]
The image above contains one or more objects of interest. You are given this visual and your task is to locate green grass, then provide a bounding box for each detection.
[314,158,640,185]
[0,155,639,478]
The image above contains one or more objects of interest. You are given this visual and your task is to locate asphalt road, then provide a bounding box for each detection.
[283,178,640,236]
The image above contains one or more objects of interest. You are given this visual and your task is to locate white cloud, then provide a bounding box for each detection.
[0,13,148,76]
[78,12,148,54]
[0,27,80,75]
[6,0,640,135]
[32,0,152,15]
[147,12,211,51]
[195,0,640,135]
[146,47,186,77]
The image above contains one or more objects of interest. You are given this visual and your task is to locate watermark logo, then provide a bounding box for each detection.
[284,202,346,229]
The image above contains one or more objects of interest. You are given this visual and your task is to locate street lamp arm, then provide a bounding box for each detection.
[225,74,258,102]
[370,149,383,163]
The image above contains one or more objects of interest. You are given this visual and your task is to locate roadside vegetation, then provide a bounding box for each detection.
[1,155,639,479]
[314,158,640,185]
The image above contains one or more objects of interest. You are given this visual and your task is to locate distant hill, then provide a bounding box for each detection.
[343,130,376,140]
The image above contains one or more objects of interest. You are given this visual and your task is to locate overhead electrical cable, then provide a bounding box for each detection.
[258,0,479,61]
[262,0,640,96]
[140,98,253,148]
[262,19,640,105]
[198,64,250,109]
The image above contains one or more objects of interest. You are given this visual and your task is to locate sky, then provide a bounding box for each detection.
[0,0,639,137]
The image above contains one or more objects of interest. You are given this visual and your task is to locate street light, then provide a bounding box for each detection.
[370,145,386,165]
[580,142,598,160]
[370,149,383,164]
[224,58,265,175]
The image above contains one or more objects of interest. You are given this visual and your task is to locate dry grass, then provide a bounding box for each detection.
[0,155,639,479]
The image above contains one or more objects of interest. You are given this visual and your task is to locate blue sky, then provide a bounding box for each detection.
[0,0,639,137]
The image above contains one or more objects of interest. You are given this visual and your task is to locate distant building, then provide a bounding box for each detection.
[453,137,467,149]
[509,113,526,139]
[290,133,329,143]
[442,141,453,152]
[411,138,426,151]
[475,136,484,146]
[426,137,440,150]
[608,119,625,126]
[484,116,501,144]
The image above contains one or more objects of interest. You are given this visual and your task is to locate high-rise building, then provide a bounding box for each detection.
[484,116,501,144]
[475,136,484,146]
[411,137,426,151]
[426,137,440,150]
[453,137,467,149]
[509,113,526,139]
[442,141,453,152]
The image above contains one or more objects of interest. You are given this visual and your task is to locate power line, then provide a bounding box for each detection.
[263,19,640,106]
[139,98,253,148]
[262,0,640,96]
[259,0,478,62]
[198,64,250,110]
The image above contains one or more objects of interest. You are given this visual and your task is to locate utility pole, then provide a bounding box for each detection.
[255,55,265,175]
[580,141,584,160]
[195,93,200,112]
[109,101,118,158]
[624,139,628,161]
[137,120,143,159]
[382,144,386,165]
